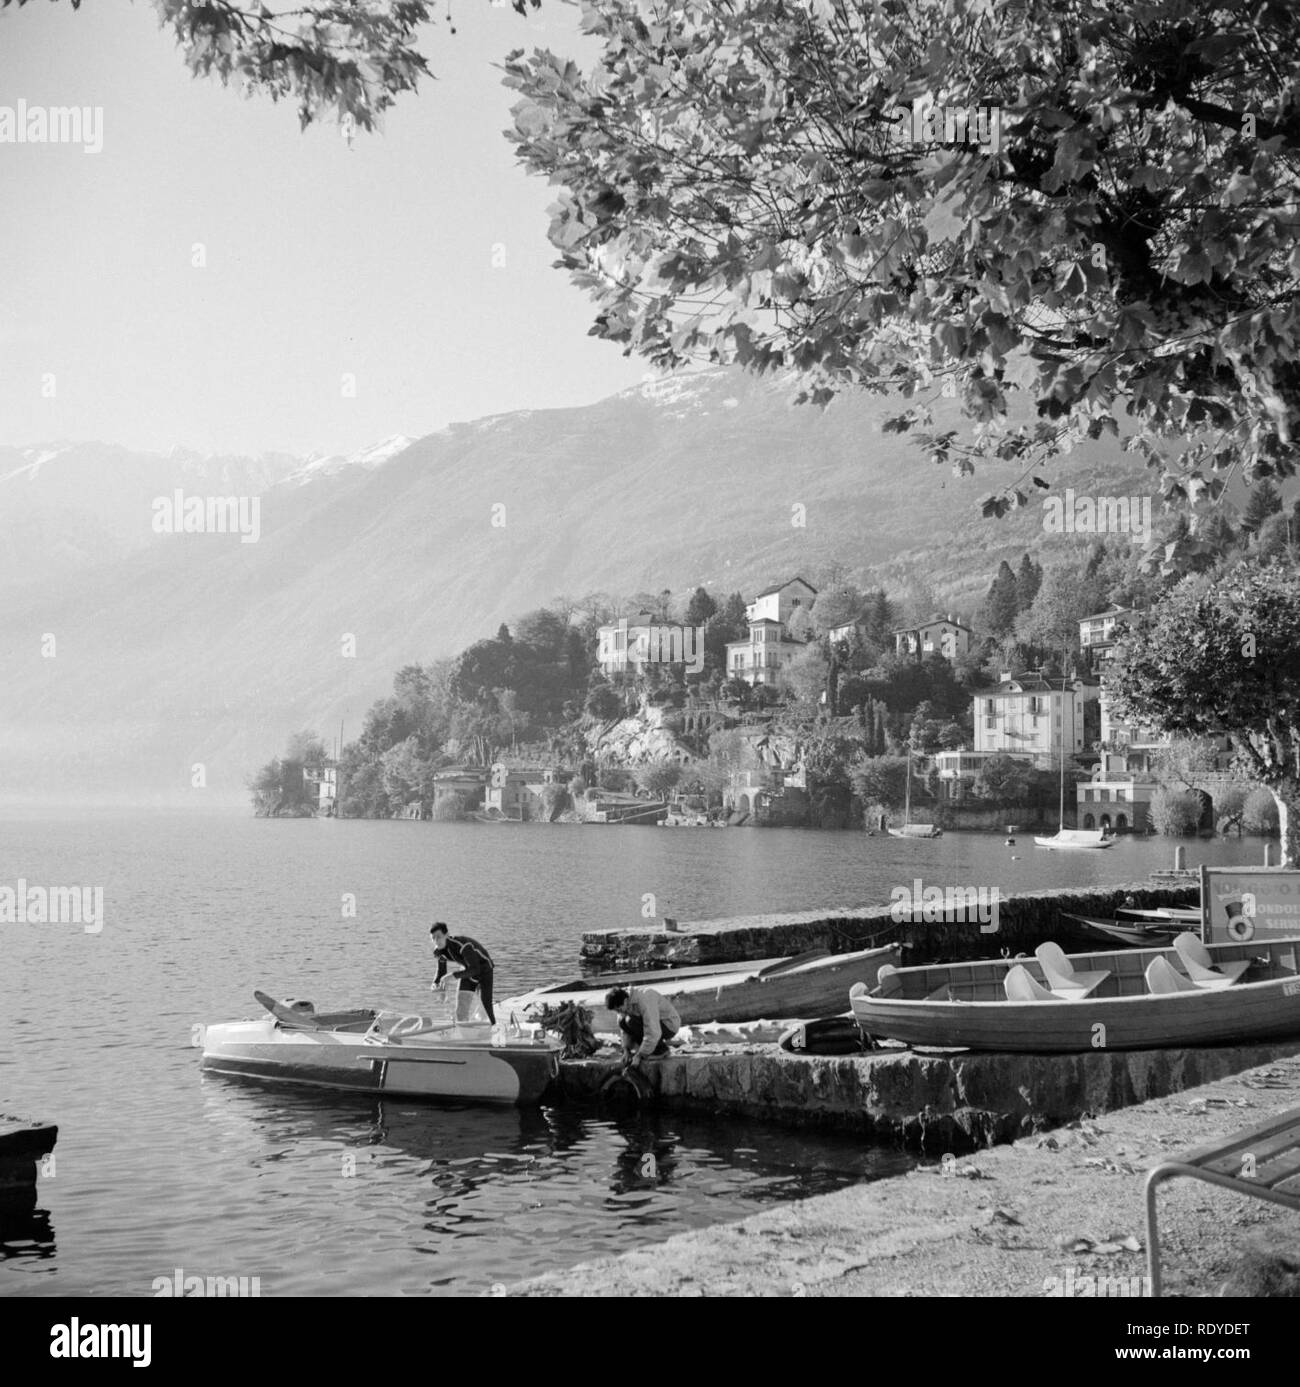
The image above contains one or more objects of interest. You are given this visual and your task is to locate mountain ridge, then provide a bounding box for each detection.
[0,369,1166,802]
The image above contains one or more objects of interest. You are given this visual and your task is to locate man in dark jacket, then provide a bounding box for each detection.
[430,922,496,1022]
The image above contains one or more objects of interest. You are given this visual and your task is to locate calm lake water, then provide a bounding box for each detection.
[0,811,1264,1296]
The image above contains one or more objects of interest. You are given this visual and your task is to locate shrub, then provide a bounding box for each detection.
[596,764,633,792]
[1214,781,1249,821]
[1243,787,1280,836]
[585,682,622,719]
[1148,787,1202,836]
[637,762,683,797]
[972,754,1032,806]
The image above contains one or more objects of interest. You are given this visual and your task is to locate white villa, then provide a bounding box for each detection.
[974,672,1099,763]
[726,577,818,686]
[745,576,816,626]
[596,613,703,677]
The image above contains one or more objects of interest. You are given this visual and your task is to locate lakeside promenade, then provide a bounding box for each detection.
[516,1053,1300,1298]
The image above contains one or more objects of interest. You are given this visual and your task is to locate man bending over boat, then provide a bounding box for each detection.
[606,986,681,1073]
[430,922,496,1023]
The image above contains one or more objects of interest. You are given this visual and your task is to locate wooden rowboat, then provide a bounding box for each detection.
[504,943,902,1034]
[850,935,1300,1052]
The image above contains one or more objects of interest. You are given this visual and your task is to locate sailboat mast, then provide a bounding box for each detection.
[1058,678,1066,830]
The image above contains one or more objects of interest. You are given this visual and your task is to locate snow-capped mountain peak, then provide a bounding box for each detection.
[287,435,415,485]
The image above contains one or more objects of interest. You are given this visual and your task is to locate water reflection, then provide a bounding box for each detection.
[196,1081,913,1294]
[0,1188,56,1266]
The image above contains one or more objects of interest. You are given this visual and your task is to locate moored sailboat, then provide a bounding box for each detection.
[886,748,942,838]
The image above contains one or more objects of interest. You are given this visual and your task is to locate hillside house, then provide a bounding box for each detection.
[1078,606,1135,665]
[725,577,817,687]
[745,576,817,626]
[1078,608,1172,755]
[973,673,1099,764]
[893,614,973,661]
[725,618,805,686]
[596,614,704,677]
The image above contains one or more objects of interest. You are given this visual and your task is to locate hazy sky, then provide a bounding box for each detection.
[0,0,647,456]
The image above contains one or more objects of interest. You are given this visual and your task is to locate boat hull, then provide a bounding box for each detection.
[504,944,902,1033]
[1034,830,1113,849]
[852,938,1300,1052]
[1062,913,1183,947]
[201,1017,560,1105]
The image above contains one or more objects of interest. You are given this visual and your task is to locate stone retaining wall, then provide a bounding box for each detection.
[580,882,1200,970]
[560,1037,1300,1153]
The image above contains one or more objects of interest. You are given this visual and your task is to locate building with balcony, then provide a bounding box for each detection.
[725,619,805,686]
[932,748,1035,789]
[1079,606,1135,664]
[973,672,1099,763]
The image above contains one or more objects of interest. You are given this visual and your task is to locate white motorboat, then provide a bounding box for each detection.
[200,992,561,1106]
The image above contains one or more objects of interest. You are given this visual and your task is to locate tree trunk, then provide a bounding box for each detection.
[1271,783,1300,866]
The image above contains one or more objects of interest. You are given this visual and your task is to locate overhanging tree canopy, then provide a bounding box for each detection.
[505,0,1300,558]
[1109,561,1300,863]
[2,0,541,131]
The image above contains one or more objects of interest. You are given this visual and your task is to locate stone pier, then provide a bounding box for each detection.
[580,883,1199,971]
[515,1053,1300,1298]
[559,1037,1300,1153]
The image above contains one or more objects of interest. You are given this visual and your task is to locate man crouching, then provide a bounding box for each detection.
[606,985,681,1074]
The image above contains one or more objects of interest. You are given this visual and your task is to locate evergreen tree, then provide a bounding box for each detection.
[981,561,1020,637]
[861,590,894,647]
[718,591,749,638]
[1015,553,1043,612]
[1242,479,1284,537]
[1258,512,1296,561]
[1199,511,1239,559]
[684,586,718,626]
